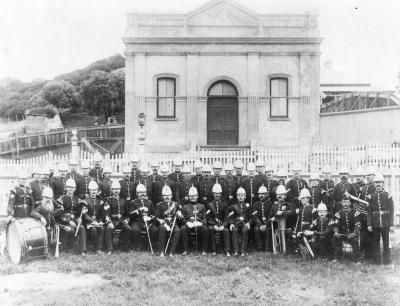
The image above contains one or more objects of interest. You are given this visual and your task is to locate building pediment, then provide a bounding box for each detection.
[187,0,259,27]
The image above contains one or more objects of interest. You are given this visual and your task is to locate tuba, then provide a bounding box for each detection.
[271,202,288,255]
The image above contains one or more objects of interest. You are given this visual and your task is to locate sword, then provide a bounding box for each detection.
[165,212,178,254]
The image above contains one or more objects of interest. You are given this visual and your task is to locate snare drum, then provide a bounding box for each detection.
[6,218,48,264]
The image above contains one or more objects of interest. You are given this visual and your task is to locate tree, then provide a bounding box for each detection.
[42,80,80,110]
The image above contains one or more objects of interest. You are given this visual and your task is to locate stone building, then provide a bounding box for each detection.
[123,0,322,152]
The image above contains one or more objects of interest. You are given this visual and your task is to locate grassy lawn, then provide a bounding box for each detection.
[1,248,399,306]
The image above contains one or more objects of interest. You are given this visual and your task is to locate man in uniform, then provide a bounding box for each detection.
[150,160,161,183]
[198,164,214,205]
[152,164,176,204]
[309,173,325,208]
[265,164,279,203]
[255,159,267,186]
[7,170,34,220]
[134,164,154,201]
[252,185,273,252]
[180,186,208,255]
[319,164,335,214]
[276,168,288,186]
[168,157,183,182]
[89,151,103,183]
[66,159,84,198]
[129,154,141,182]
[52,161,69,199]
[223,162,239,206]
[128,183,157,251]
[155,185,183,257]
[120,165,135,201]
[207,183,231,256]
[84,180,106,254]
[99,165,113,199]
[286,162,309,208]
[176,165,195,205]
[233,160,246,184]
[191,160,203,183]
[332,194,361,262]
[242,162,261,208]
[361,166,376,201]
[30,166,44,208]
[353,167,366,197]
[80,160,93,199]
[104,180,133,253]
[367,174,394,264]
[210,161,228,201]
[332,166,356,213]
[229,187,251,256]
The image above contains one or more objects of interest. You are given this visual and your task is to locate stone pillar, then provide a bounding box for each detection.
[71,130,80,161]
[247,53,260,146]
[133,53,147,153]
[186,53,199,149]
[125,52,135,153]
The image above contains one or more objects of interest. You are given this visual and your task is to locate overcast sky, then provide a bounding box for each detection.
[0,0,399,89]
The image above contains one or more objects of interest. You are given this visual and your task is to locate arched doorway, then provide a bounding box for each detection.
[207,80,239,145]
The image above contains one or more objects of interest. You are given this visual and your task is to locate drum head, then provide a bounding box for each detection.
[7,222,22,264]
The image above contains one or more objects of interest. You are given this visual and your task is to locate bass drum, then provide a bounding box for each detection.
[6,218,48,264]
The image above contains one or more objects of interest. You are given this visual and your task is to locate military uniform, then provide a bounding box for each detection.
[294,204,315,234]
[133,177,153,200]
[175,179,197,205]
[168,172,183,183]
[99,179,113,199]
[30,180,45,208]
[332,182,356,213]
[150,173,162,183]
[152,178,177,204]
[255,173,268,187]
[190,174,203,184]
[251,199,273,251]
[104,196,133,252]
[66,172,85,199]
[310,186,325,208]
[285,178,309,208]
[266,178,279,203]
[353,181,366,197]
[84,196,106,252]
[130,168,141,183]
[181,202,208,253]
[242,176,261,207]
[361,183,376,201]
[367,190,394,264]
[7,185,34,219]
[320,179,335,213]
[198,178,214,205]
[207,199,230,253]
[51,177,66,199]
[155,200,181,254]
[332,208,361,260]
[308,217,333,258]
[224,176,240,205]
[89,167,103,183]
[210,176,229,201]
[80,175,93,199]
[119,179,135,201]
[229,201,251,254]
[128,198,157,250]
[233,174,246,185]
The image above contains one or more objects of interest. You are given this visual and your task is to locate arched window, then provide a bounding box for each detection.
[207,80,238,97]
[157,77,176,118]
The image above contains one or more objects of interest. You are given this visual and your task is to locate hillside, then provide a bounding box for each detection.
[0,54,125,126]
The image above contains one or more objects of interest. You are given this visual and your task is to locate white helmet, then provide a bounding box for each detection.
[42,187,53,198]
[202,164,212,172]
[140,164,149,173]
[173,157,182,166]
[122,165,131,174]
[276,185,287,195]
[212,183,222,193]
[58,161,69,172]
[111,180,121,189]
[130,154,139,163]
[299,188,311,199]
[81,160,90,169]
[160,164,170,173]
[136,183,146,193]
[103,165,112,174]
[322,164,331,173]
[162,185,172,196]
[93,152,103,162]
[193,160,203,168]
[354,166,365,176]
[150,160,159,167]
[258,185,268,194]
[182,165,191,174]
[69,158,78,166]
[310,173,319,181]
[88,181,98,190]
[234,160,243,168]
[188,186,198,196]
[317,203,328,211]
[213,161,222,169]
[224,162,234,171]
[247,162,256,171]
[66,178,76,188]
[292,162,302,172]
[255,159,265,167]
[236,187,246,195]
[276,168,287,177]
[373,173,384,183]
[365,165,375,176]
[339,166,350,175]
[265,164,273,172]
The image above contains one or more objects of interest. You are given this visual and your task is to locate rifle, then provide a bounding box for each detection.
[165,211,178,254]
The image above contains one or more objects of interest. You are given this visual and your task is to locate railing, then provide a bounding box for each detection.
[0,125,124,155]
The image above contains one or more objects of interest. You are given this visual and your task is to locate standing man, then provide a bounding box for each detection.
[168,157,183,182]
[134,164,153,201]
[89,152,103,183]
[198,164,214,205]
[361,166,376,201]
[286,162,309,208]
[150,160,161,183]
[191,160,203,183]
[52,161,69,199]
[353,167,366,197]
[233,160,246,184]
[223,162,239,206]
[367,174,394,265]
[176,165,195,205]
[320,164,335,214]
[129,154,141,183]
[7,170,33,220]
[80,160,93,199]
[120,165,135,201]
[309,173,325,208]
[152,164,176,204]
[210,161,228,201]
[265,165,279,203]
[242,162,261,208]
[99,166,113,199]
[255,159,267,186]
[332,166,356,213]
[30,166,44,208]
[252,185,273,252]
[66,159,84,199]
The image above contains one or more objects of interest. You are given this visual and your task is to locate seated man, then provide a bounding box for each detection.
[207,183,231,256]
[332,194,361,262]
[155,185,183,257]
[294,188,316,236]
[129,183,157,252]
[181,186,208,256]
[304,203,334,259]
[229,187,251,256]
[252,185,273,252]
[104,180,133,254]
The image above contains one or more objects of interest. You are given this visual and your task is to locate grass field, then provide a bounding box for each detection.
[1,247,399,306]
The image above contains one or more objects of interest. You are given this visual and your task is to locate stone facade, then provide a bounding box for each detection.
[123,0,322,152]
